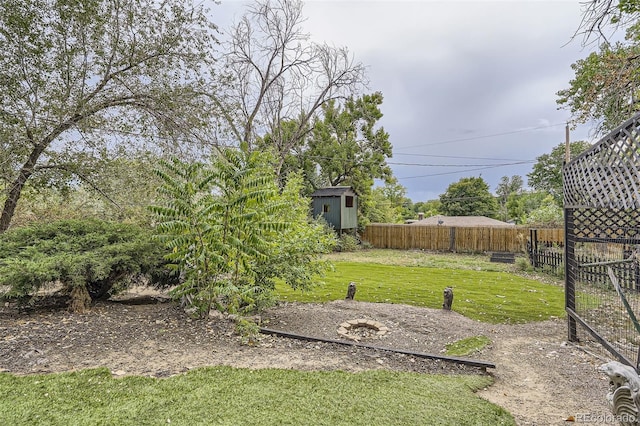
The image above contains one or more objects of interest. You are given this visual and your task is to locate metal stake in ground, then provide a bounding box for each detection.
[443,287,453,310]
[345,282,356,300]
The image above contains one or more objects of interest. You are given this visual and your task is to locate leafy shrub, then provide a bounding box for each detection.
[0,219,178,311]
[336,233,360,252]
[150,150,335,317]
[360,239,374,250]
[235,318,261,345]
[515,257,533,272]
[525,195,563,227]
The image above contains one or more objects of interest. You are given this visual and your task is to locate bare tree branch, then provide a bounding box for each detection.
[219,0,367,173]
[573,0,639,45]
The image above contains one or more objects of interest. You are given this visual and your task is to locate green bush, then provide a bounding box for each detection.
[235,317,261,345]
[150,151,335,317]
[515,257,532,272]
[336,233,360,252]
[0,219,177,311]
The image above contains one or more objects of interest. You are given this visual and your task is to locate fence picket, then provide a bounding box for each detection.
[361,224,563,253]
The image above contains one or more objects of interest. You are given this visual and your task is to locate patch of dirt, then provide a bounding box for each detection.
[0,290,613,425]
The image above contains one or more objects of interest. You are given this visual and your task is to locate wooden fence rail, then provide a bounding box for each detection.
[361,224,564,253]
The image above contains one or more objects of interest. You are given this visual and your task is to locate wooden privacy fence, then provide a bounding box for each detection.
[362,224,564,253]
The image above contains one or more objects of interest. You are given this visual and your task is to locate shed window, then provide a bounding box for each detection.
[345,196,354,208]
[323,204,330,213]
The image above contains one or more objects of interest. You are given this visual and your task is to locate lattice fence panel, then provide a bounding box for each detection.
[571,208,640,243]
[564,112,640,368]
[564,115,640,209]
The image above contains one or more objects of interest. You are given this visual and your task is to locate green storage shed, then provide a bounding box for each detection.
[310,186,358,232]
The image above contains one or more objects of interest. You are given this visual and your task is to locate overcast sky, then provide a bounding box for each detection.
[214,0,601,202]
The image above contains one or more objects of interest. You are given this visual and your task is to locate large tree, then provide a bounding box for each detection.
[557,25,640,133]
[505,190,549,225]
[365,178,412,224]
[560,0,640,133]
[439,177,498,218]
[495,175,524,222]
[305,92,394,224]
[527,141,592,205]
[220,0,366,174]
[307,92,393,194]
[0,0,217,232]
[412,200,442,218]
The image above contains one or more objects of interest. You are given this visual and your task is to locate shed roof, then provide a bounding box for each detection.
[310,186,357,197]
[410,215,514,227]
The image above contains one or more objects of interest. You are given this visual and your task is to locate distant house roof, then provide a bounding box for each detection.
[410,215,515,227]
[310,186,357,197]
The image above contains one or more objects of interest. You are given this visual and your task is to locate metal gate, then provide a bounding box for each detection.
[564,113,640,370]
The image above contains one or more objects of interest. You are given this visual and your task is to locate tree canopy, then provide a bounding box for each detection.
[560,0,640,133]
[0,0,393,246]
[0,0,217,232]
[308,92,393,193]
[365,178,413,224]
[524,195,564,227]
[412,200,442,218]
[304,93,394,226]
[504,190,549,225]
[495,175,524,222]
[575,0,640,42]
[527,141,592,205]
[439,177,498,218]
[557,24,640,133]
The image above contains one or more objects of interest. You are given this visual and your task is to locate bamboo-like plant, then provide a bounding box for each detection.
[150,148,334,316]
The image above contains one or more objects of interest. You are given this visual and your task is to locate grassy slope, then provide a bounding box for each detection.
[321,250,518,271]
[0,367,514,425]
[277,256,565,324]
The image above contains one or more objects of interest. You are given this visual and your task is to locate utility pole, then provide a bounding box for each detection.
[564,123,571,163]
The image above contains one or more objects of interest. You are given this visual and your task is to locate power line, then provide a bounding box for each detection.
[392,152,528,162]
[398,122,566,149]
[397,164,525,180]
[388,160,533,168]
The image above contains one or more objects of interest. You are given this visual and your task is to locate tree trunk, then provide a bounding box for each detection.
[70,285,92,313]
[0,144,47,233]
[0,173,29,232]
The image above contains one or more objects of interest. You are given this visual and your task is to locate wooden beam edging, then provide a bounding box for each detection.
[259,327,496,370]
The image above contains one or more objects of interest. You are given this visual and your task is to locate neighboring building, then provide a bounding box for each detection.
[410,215,515,227]
[310,186,358,232]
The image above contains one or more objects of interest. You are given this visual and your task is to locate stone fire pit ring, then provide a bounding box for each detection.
[337,319,389,341]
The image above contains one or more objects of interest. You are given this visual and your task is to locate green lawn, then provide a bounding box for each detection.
[2,250,558,425]
[277,261,565,324]
[0,367,514,425]
[322,249,517,272]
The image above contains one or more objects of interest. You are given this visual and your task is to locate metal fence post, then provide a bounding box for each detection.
[565,207,577,342]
